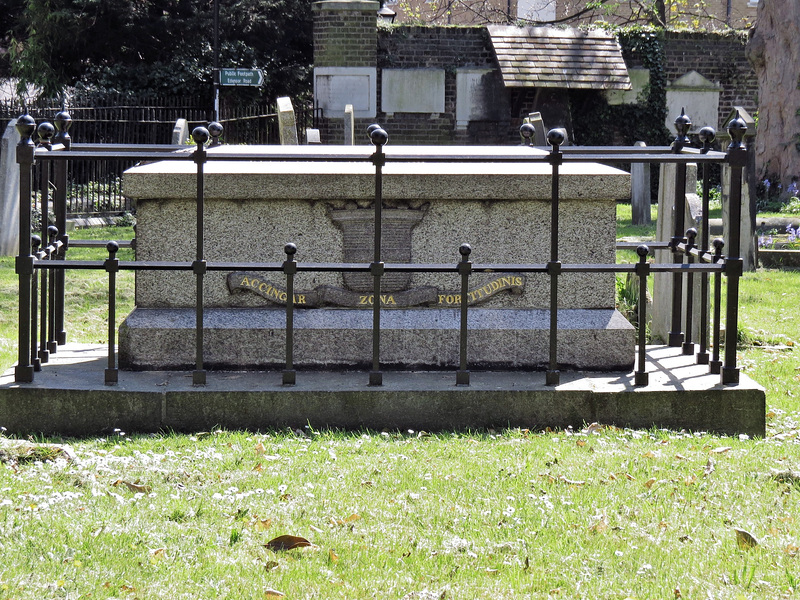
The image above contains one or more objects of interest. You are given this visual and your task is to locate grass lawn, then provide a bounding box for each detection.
[1,220,799,600]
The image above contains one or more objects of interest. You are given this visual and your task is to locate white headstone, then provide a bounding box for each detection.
[344,104,354,145]
[172,118,189,145]
[0,119,21,256]
[277,97,299,145]
[381,69,445,114]
[306,128,321,144]
[666,71,722,132]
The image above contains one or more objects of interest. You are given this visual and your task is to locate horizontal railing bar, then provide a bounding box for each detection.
[69,240,134,248]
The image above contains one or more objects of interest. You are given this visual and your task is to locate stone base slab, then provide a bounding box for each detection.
[0,345,765,437]
[118,307,635,371]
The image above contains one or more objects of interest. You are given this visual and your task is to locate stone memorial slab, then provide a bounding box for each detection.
[314,67,376,118]
[0,119,20,256]
[666,71,722,132]
[381,69,445,114]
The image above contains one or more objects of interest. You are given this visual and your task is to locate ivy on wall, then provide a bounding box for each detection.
[571,27,672,147]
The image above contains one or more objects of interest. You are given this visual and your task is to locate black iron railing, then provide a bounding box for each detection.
[11,110,748,389]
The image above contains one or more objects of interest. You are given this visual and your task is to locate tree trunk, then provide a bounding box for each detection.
[746,0,800,186]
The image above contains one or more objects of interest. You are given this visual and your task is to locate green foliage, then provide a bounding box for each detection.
[571,27,670,146]
[6,0,313,105]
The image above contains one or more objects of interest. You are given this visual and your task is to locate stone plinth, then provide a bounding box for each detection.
[121,145,633,371]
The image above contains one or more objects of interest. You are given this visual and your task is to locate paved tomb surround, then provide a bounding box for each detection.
[121,145,633,371]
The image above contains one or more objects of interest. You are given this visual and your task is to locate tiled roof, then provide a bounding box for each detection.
[487,26,631,90]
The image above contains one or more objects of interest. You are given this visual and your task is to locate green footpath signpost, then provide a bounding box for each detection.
[219,68,264,87]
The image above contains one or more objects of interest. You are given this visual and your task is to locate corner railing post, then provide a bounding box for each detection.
[283,243,297,385]
[191,127,210,385]
[721,112,747,385]
[669,109,691,348]
[696,127,715,365]
[105,242,119,385]
[634,245,650,386]
[682,227,697,355]
[15,115,36,383]
[456,243,472,386]
[367,124,388,387]
[53,109,72,346]
[30,235,42,372]
[710,238,724,375]
[546,128,565,386]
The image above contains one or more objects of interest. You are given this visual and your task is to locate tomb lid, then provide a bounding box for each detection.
[487,26,631,91]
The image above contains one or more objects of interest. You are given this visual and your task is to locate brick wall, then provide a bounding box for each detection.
[664,31,758,128]
[313,2,378,67]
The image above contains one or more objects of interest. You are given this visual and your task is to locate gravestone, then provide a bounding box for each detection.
[522,112,546,146]
[306,129,321,145]
[631,141,651,225]
[0,119,20,256]
[344,104,354,145]
[171,119,189,145]
[277,97,299,145]
[653,163,703,345]
[665,71,722,133]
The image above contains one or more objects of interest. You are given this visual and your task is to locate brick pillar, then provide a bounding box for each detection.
[313,1,378,67]
[313,1,379,142]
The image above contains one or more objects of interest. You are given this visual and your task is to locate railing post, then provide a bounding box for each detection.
[696,127,715,365]
[30,235,42,372]
[721,112,747,385]
[46,225,59,356]
[546,128,565,386]
[634,245,650,386]
[367,124,388,387]
[456,243,472,386]
[105,241,119,385]
[53,110,72,346]
[682,227,697,355]
[710,238,724,375]
[283,243,297,385]
[191,127,210,385]
[669,109,691,348]
[15,115,36,383]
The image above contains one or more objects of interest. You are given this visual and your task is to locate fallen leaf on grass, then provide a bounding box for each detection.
[588,515,608,534]
[112,480,152,494]
[710,446,732,454]
[252,518,272,531]
[264,589,285,597]
[733,527,759,550]
[784,543,799,557]
[644,477,657,489]
[265,534,312,551]
[329,549,340,563]
[558,475,585,486]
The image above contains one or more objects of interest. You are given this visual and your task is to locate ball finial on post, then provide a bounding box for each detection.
[546,128,567,149]
[208,121,223,146]
[192,126,210,147]
[672,108,692,152]
[368,125,388,146]
[519,123,535,146]
[726,110,747,151]
[16,114,36,146]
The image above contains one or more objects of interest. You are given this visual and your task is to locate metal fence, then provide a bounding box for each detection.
[10,113,747,389]
[3,97,317,217]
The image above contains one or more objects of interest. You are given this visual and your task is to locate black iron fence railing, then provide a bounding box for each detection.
[11,110,748,388]
[3,97,317,217]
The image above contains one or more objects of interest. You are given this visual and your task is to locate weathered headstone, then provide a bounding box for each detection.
[277,97,299,145]
[0,119,20,256]
[522,112,546,146]
[631,141,651,225]
[171,118,189,145]
[343,104,354,145]
[306,128,321,145]
[653,163,703,345]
